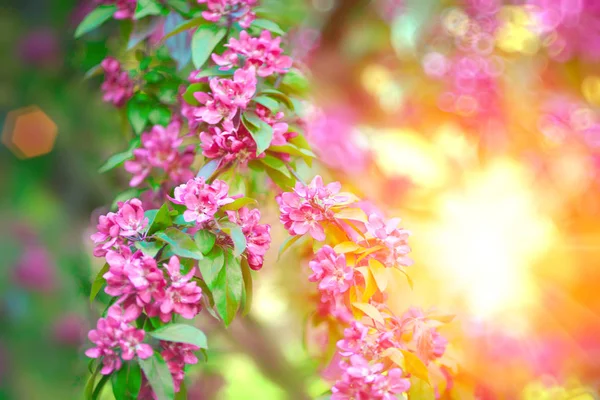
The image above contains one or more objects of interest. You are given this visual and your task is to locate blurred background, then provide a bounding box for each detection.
[2,0,600,398]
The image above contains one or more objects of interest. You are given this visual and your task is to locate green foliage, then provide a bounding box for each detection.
[191,25,227,69]
[212,251,244,326]
[138,353,175,400]
[148,324,208,348]
[242,113,274,155]
[90,263,109,302]
[146,204,173,236]
[112,362,142,400]
[98,137,140,173]
[75,5,116,38]
[155,228,204,260]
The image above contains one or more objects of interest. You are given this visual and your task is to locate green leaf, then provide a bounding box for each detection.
[212,251,244,326]
[252,18,285,35]
[162,17,206,41]
[135,0,164,19]
[75,5,116,38]
[112,362,142,400]
[240,258,253,316]
[259,89,295,111]
[127,100,151,134]
[259,154,291,178]
[242,113,274,155]
[155,228,204,260]
[90,263,109,303]
[194,230,216,255]
[92,374,111,400]
[182,82,209,106]
[146,204,173,235]
[268,143,315,167]
[220,197,257,211]
[265,165,296,190]
[194,66,234,79]
[253,96,280,113]
[84,64,103,80]
[149,106,172,126]
[191,25,227,69]
[85,364,100,399]
[277,235,302,260]
[221,222,246,257]
[134,240,165,258]
[281,68,310,96]
[99,137,140,173]
[169,0,191,15]
[138,353,175,400]
[148,324,208,348]
[197,246,225,290]
[196,158,220,179]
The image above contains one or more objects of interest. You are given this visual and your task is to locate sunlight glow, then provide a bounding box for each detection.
[424,160,556,319]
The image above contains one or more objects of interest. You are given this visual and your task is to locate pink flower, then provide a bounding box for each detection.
[161,341,200,392]
[212,30,292,77]
[337,322,369,357]
[170,178,236,224]
[85,304,152,375]
[199,120,260,164]
[226,207,271,270]
[13,246,57,293]
[193,68,257,125]
[124,121,195,187]
[364,213,413,268]
[331,355,410,399]
[277,176,347,241]
[114,198,148,237]
[97,0,137,20]
[158,256,203,321]
[198,0,258,28]
[104,249,166,308]
[90,212,121,257]
[309,246,354,295]
[100,57,134,107]
[304,107,369,174]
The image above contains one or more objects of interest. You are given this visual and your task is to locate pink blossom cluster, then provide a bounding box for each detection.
[304,107,369,174]
[226,207,271,270]
[309,246,355,323]
[124,120,195,187]
[85,304,153,375]
[169,177,235,224]
[161,341,200,392]
[103,252,203,323]
[100,57,134,107]
[200,120,259,164]
[331,355,410,400]
[538,96,600,147]
[193,68,257,125]
[212,30,293,77]
[425,54,503,121]
[198,0,258,28]
[91,198,148,257]
[364,213,414,268]
[527,0,600,61]
[277,176,348,241]
[97,0,137,20]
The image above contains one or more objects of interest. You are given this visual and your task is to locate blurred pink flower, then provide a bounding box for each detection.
[100,57,134,107]
[13,246,57,293]
[198,0,258,28]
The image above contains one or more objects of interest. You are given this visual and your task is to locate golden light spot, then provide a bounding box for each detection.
[582,76,600,106]
[2,106,57,159]
[442,8,470,37]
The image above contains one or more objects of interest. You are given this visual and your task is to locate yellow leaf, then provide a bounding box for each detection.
[400,350,430,383]
[355,245,384,263]
[352,302,384,324]
[334,207,368,223]
[408,377,435,400]
[333,241,362,254]
[356,267,377,301]
[427,313,455,324]
[369,259,389,292]
[381,347,405,368]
